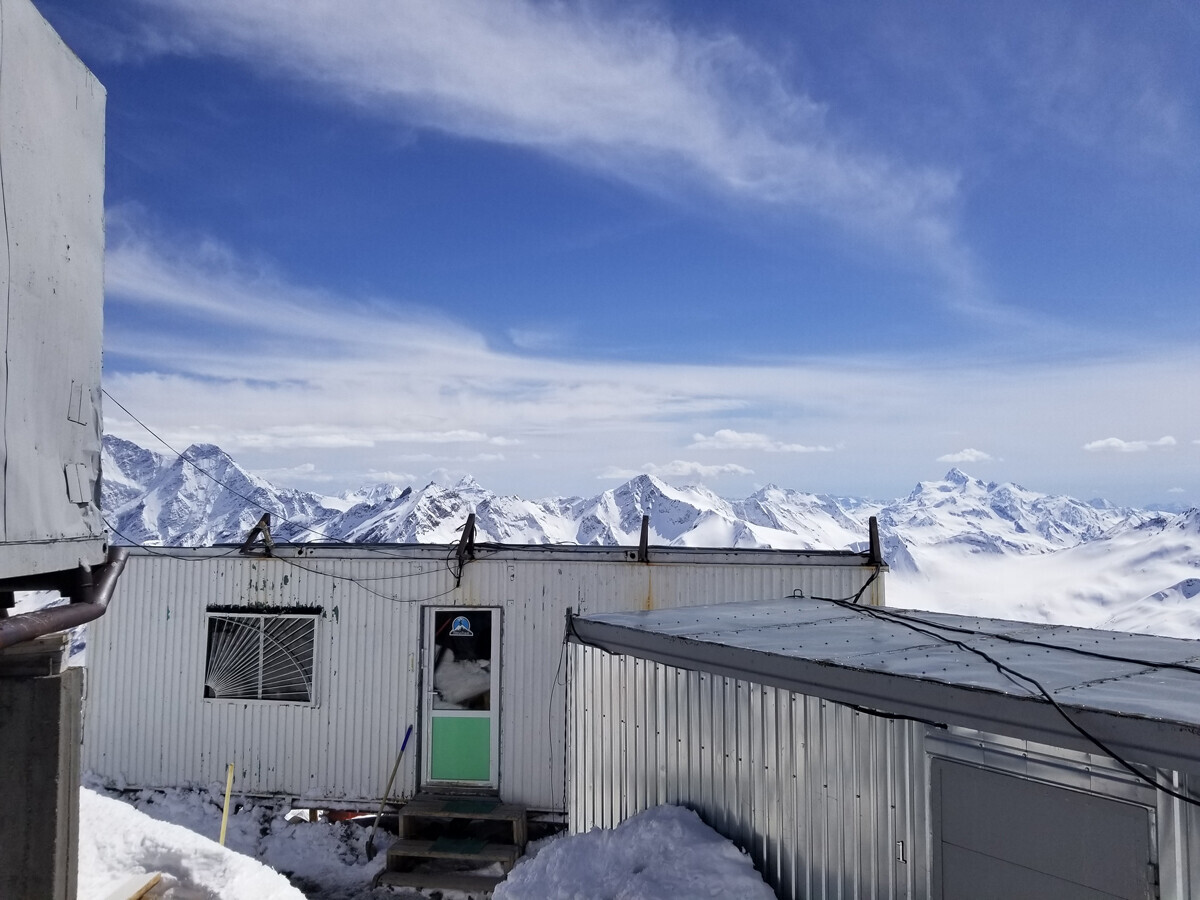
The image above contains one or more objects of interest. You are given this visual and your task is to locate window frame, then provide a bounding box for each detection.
[202,610,319,706]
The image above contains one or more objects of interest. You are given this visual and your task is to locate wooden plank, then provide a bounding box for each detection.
[100,872,163,900]
[404,795,525,823]
[387,839,519,866]
[375,869,505,894]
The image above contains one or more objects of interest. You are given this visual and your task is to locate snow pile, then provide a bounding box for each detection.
[494,805,774,900]
[81,784,395,900]
[77,787,305,900]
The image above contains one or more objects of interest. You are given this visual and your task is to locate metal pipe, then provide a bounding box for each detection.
[0,546,130,650]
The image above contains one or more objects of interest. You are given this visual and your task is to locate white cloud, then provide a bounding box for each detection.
[252,462,319,480]
[690,429,832,453]
[129,0,975,298]
[1168,487,1186,494]
[937,448,993,464]
[1082,436,1177,453]
[101,227,1200,500]
[470,453,506,463]
[361,470,417,485]
[599,461,753,481]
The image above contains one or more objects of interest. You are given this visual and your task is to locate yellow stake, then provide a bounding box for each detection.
[219,763,234,846]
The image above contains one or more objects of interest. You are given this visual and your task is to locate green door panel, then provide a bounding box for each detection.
[430,716,491,781]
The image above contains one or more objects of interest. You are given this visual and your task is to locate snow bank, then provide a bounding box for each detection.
[494,805,774,900]
[81,783,395,899]
[77,787,305,900]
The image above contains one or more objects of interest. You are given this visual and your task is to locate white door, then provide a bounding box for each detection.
[421,607,501,788]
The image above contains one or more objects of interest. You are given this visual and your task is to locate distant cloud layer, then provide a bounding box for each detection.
[691,429,832,453]
[101,223,1200,501]
[937,448,994,464]
[1083,436,1176,453]
[599,461,753,481]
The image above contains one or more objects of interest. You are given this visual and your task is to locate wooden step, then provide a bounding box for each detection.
[374,869,506,895]
[400,793,528,847]
[402,794,524,822]
[387,837,520,870]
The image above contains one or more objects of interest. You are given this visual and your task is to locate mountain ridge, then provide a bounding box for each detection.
[102,435,1167,559]
[101,435,1200,636]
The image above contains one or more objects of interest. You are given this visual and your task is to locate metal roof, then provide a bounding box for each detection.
[127,544,879,566]
[570,598,1200,775]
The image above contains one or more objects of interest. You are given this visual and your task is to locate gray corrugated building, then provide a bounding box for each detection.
[569,598,1200,899]
[83,543,883,811]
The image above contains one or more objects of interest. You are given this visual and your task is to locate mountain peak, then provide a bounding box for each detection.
[944,467,972,486]
[183,442,231,461]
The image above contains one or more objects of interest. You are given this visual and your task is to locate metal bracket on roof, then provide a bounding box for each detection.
[454,513,477,586]
[637,515,650,563]
[867,516,883,566]
[240,513,275,556]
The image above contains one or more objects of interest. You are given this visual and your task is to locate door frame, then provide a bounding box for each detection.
[420,606,502,790]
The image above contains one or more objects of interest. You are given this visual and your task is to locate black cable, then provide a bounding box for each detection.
[850,604,1200,678]
[269,553,459,606]
[102,389,429,559]
[548,625,570,815]
[103,515,243,560]
[817,595,1200,808]
[106,515,462,606]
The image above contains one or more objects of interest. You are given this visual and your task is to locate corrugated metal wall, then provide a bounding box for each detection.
[1158,772,1200,900]
[568,644,928,900]
[569,645,1200,900]
[84,548,880,808]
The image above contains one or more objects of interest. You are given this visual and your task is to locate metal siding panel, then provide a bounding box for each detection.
[568,641,925,900]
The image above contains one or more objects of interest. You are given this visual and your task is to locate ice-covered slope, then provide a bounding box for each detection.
[101,435,169,512]
[890,510,1200,637]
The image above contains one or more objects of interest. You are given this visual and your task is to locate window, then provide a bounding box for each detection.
[204,612,316,702]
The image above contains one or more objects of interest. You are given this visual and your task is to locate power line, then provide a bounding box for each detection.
[102,388,436,559]
[814,594,1200,808]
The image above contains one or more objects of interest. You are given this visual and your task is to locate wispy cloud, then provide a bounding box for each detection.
[599,461,753,481]
[1083,436,1176,453]
[937,448,993,464]
[690,429,832,453]
[101,225,1200,499]
[995,18,1193,164]
[125,0,977,302]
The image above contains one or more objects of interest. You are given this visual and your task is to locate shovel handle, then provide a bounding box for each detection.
[366,724,414,855]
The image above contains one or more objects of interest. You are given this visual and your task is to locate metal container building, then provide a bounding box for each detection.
[0,0,107,583]
[569,598,1200,900]
[82,543,883,811]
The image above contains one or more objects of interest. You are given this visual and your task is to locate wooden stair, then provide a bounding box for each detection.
[373,793,527,896]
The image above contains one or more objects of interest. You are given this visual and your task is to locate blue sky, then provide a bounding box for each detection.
[38,0,1200,506]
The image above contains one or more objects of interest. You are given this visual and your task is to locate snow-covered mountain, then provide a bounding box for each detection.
[104,441,345,546]
[100,437,873,551]
[101,435,1200,636]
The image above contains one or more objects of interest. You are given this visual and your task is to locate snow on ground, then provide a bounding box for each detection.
[80,782,414,900]
[81,783,775,900]
[78,788,305,900]
[493,805,775,900]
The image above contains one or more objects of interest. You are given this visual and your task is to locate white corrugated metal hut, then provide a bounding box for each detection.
[83,540,884,812]
[569,598,1200,900]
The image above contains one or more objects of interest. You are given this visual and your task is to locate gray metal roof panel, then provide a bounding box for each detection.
[572,598,1200,773]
